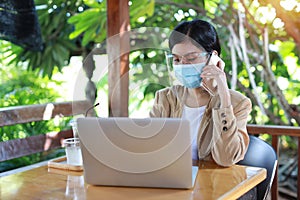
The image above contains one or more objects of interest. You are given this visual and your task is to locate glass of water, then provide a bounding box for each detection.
[63,138,83,166]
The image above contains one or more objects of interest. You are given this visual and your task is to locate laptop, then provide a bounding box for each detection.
[77,117,198,189]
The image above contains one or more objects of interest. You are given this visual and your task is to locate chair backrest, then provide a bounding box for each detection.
[237,135,278,200]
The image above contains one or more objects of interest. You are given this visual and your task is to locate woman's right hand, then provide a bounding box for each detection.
[201,54,231,108]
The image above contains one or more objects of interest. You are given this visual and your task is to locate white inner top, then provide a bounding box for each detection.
[182,105,206,160]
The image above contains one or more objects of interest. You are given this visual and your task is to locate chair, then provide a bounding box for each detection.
[237,135,278,200]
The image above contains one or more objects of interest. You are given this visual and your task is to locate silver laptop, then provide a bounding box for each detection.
[77,117,198,189]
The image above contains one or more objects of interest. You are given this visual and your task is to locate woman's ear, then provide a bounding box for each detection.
[212,50,218,56]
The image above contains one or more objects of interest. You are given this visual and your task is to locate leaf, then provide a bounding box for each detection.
[67,14,82,24]
[146,0,155,16]
[44,55,54,77]
[82,26,97,46]
[68,9,100,24]
[51,11,65,28]
[69,27,86,39]
[51,47,60,63]
[56,44,68,58]
[36,52,42,66]
[69,10,101,39]
[43,46,52,58]
[278,41,296,58]
[83,0,105,8]
[57,38,77,51]
[94,31,106,44]
[130,0,155,21]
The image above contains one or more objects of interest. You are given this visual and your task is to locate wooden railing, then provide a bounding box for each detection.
[0,100,92,162]
[0,102,299,199]
[247,124,300,200]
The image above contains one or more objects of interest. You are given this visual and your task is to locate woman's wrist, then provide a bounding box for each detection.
[220,88,231,108]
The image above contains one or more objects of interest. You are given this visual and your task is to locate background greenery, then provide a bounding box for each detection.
[0,66,69,171]
[1,0,300,171]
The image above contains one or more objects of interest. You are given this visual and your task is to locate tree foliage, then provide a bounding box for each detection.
[0,0,84,77]
[0,66,68,172]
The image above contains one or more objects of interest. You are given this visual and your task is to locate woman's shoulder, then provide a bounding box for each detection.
[155,85,185,95]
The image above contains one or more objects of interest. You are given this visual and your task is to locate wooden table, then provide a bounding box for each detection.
[0,161,266,200]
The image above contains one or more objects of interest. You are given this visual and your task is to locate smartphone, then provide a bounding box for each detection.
[205,52,213,66]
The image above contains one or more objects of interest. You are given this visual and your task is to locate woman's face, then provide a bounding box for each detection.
[171,40,208,65]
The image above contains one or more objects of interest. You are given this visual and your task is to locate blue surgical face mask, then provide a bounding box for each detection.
[173,62,206,88]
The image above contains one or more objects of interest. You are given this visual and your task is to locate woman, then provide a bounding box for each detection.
[149,19,252,167]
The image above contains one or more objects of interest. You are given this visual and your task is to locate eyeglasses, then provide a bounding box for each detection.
[166,52,210,65]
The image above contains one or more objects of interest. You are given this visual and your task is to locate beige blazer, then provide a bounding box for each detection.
[149,85,252,167]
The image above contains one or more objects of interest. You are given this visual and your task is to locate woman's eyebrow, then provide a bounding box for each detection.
[172,52,200,57]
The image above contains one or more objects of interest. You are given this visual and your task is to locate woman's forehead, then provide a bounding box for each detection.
[172,40,204,55]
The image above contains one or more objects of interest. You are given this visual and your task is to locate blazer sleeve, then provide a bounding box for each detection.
[149,87,183,118]
[211,96,252,167]
[149,89,170,118]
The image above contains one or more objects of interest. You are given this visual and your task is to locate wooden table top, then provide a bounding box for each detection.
[0,160,266,200]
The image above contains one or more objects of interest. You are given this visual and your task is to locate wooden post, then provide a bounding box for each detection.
[106,0,130,117]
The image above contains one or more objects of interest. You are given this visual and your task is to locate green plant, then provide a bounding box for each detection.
[0,65,69,172]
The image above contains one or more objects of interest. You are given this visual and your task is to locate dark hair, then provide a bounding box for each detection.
[169,19,221,55]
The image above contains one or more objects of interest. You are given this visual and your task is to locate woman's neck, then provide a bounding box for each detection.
[185,87,210,107]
